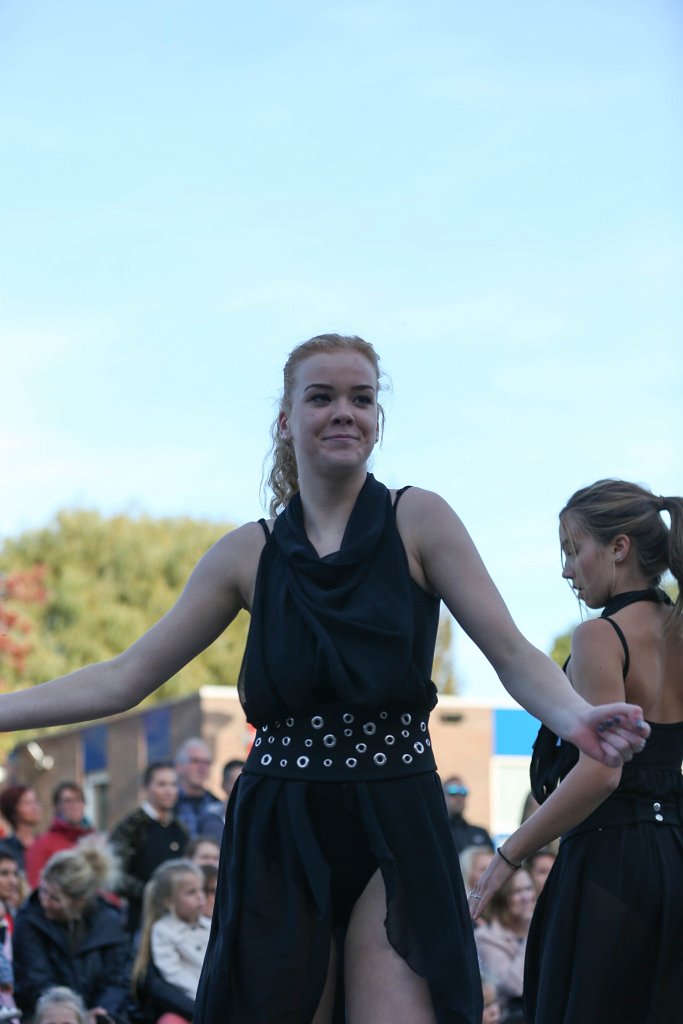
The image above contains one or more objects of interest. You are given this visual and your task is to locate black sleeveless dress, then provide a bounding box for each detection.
[524,590,683,1024]
[194,475,482,1024]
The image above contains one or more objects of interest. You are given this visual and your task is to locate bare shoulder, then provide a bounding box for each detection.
[566,618,626,701]
[193,519,268,610]
[393,486,488,598]
[393,486,464,533]
[570,617,625,659]
[394,486,477,557]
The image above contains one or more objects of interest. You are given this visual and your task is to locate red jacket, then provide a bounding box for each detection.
[25,818,95,890]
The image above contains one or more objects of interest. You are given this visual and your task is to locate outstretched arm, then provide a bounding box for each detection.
[0,522,261,733]
[468,616,628,918]
[398,489,649,766]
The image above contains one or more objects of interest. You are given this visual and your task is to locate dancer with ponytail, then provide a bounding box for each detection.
[469,480,683,1024]
[0,339,651,1023]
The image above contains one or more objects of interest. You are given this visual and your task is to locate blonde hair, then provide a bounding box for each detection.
[263,333,386,516]
[41,839,119,910]
[34,986,88,1024]
[132,858,204,988]
[561,479,683,626]
[459,844,494,889]
[488,868,534,929]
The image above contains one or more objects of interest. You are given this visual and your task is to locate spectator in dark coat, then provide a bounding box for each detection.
[13,843,130,1022]
[173,739,224,842]
[109,761,188,936]
[442,775,494,855]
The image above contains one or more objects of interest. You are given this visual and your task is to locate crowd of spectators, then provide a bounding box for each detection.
[0,755,541,1024]
[0,739,242,1024]
[445,776,557,1024]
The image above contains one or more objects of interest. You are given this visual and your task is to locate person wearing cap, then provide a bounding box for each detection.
[443,776,493,855]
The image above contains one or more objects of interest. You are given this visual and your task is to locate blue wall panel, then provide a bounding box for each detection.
[493,708,540,756]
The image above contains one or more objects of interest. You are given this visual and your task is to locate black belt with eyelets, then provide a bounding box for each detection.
[244,703,437,781]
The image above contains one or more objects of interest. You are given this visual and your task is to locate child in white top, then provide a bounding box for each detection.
[133,860,210,1005]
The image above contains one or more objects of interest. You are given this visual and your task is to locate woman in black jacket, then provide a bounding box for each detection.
[13,843,131,1022]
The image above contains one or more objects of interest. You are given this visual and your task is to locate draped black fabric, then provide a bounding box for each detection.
[239,474,439,725]
[194,476,484,1023]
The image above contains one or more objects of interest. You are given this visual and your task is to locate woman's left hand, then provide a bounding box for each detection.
[467,851,515,922]
[569,703,650,768]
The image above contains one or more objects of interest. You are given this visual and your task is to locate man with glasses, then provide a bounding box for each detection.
[442,776,493,856]
[173,738,224,841]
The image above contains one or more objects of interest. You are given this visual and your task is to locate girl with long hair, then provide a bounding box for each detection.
[470,479,683,1023]
[132,860,209,1024]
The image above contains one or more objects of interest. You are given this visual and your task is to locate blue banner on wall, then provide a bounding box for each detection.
[493,708,540,756]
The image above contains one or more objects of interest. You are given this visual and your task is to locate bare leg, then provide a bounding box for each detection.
[312,936,338,1024]
[345,869,437,1024]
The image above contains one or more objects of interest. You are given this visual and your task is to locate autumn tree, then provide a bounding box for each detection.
[0,566,48,689]
[0,510,248,704]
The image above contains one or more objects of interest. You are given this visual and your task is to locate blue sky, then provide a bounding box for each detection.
[2,1,681,699]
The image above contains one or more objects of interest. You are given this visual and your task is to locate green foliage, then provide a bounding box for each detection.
[0,510,249,703]
[549,629,572,669]
[433,613,459,695]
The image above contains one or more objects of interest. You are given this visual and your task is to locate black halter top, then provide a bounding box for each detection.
[530,587,673,804]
